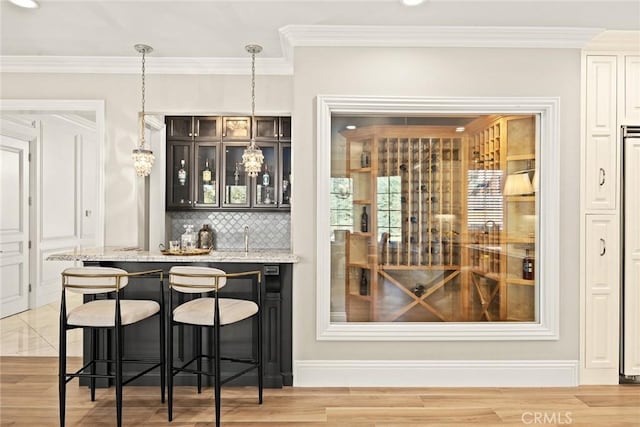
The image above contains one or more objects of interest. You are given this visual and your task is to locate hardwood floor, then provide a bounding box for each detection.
[1,357,638,426]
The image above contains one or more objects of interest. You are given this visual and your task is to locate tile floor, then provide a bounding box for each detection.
[0,294,83,357]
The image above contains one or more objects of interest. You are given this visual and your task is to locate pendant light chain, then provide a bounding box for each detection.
[132,44,155,177]
[250,49,256,144]
[242,44,264,178]
[140,47,146,148]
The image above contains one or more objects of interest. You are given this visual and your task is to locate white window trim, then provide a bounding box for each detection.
[316,95,560,341]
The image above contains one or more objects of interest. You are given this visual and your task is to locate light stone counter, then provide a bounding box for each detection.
[46,246,299,264]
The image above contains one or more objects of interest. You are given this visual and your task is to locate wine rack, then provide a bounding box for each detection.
[344,126,464,322]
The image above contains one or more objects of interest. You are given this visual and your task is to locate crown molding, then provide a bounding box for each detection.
[279,25,605,56]
[0,55,293,75]
[583,30,640,52]
[1,25,607,75]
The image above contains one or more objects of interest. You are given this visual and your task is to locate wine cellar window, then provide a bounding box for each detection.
[329,114,539,324]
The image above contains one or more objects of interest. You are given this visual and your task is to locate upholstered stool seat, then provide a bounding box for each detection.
[173,298,257,326]
[167,266,263,427]
[67,299,160,327]
[59,266,165,427]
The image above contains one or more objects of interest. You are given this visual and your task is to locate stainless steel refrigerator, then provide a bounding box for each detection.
[622,125,640,379]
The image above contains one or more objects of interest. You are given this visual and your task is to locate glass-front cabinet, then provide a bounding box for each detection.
[166,115,291,210]
[253,142,278,207]
[167,142,192,208]
[195,143,219,207]
[166,116,220,141]
[222,143,250,207]
[330,114,538,323]
[279,143,292,206]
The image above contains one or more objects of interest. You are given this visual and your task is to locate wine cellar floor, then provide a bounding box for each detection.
[345,269,500,323]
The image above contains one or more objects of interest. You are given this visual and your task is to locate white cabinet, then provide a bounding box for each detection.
[584,215,619,370]
[623,55,640,124]
[585,56,617,212]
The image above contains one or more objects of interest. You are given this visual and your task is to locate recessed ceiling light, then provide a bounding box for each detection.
[346,125,357,130]
[455,127,465,133]
[9,0,39,8]
[402,0,424,6]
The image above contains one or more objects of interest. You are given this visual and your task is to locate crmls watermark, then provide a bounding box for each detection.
[521,411,573,425]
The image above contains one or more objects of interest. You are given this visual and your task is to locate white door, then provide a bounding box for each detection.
[623,130,640,376]
[0,130,32,317]
[33,115,98,307]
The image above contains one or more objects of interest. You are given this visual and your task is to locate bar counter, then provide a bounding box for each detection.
[47,247,297,388]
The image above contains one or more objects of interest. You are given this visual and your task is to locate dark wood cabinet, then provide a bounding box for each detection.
[254,116,291,141]
[82,261,293,388]
[222,116,251,140]
[166,116,221,141]
[166,115,291,211]
[166,141,220,209]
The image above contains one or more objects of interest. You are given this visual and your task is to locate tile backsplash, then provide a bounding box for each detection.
[168,211,291,250]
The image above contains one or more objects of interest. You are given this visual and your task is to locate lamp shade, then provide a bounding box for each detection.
[503,172,534,196]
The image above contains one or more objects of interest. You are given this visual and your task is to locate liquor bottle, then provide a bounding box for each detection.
[197,224,214,250]
[202,159,212,184]
[359,268,368,295]
[178,159,187,186]
[360,206,369,233]
[262,163,271,187]
[523,249,535,280]
[360,150,370,168]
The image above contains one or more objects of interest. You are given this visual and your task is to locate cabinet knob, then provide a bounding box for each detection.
[600,238,606,256]
[599,167,606,186]
[189,132,193,137]
[194,133,198,137]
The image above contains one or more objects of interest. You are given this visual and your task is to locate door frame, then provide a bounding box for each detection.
[0,99,105,309]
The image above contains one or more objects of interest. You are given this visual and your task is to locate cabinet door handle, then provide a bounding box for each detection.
[189,132,193,137]
[600,238,606,256]
[599,168,606,186]
[194,133,198,137]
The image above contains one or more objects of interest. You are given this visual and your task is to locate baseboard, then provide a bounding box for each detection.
[294,359,579,387]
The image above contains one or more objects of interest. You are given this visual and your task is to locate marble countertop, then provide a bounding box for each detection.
[46,247,299,263]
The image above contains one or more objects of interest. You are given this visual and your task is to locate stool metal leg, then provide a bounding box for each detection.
[214,321,221,427]
[159,310,166,403]
[258,308,263,404]
[58,306,67,426]
[195,325,202,394]
[167,314,174,421]
[90,328,97,401]
[115,317,123,427]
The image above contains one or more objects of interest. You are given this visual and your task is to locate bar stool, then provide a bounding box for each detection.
[167,266,262,426]
[59,267,165,427]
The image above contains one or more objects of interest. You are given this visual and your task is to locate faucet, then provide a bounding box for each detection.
[243,225,249,253]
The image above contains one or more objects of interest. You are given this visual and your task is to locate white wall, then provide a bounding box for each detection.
[0,73,292,245]
[2,46,582,364]
[292,47,581,361]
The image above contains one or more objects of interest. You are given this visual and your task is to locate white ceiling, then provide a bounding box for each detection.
[1,0,639,60]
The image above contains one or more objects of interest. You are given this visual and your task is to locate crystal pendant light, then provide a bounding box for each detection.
[241,44,264,177]
[132,44,155,177]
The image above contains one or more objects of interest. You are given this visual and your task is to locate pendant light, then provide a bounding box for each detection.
[132,44,155,177]
[241,44,264,177]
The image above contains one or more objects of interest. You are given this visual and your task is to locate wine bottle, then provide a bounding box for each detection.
[359,268,368,295]
[523,249,535,280]
[262,163,271,187]
[360,206,369,233]
[202,159,211,184]
[178,159,187,186]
